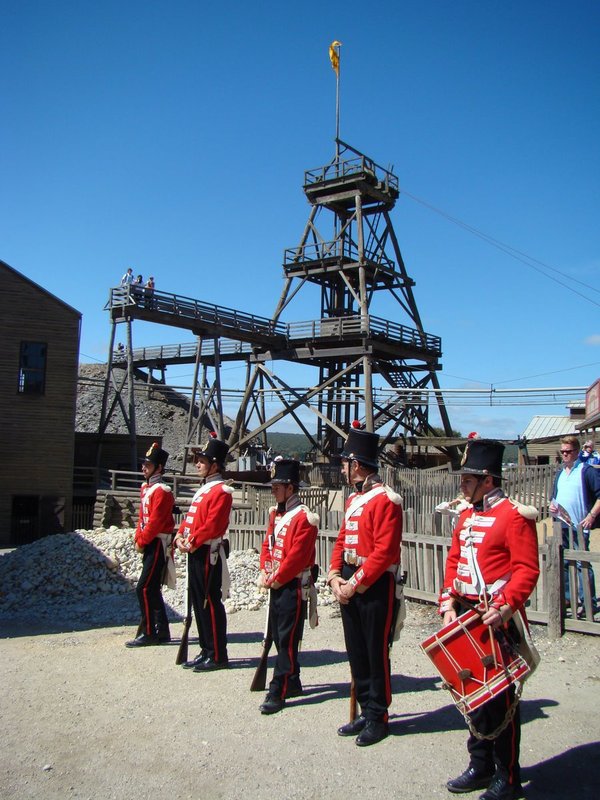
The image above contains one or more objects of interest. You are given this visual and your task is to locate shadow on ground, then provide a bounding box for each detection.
[522,740,600,799]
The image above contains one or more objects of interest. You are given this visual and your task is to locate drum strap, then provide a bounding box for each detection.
[465,682,523,741]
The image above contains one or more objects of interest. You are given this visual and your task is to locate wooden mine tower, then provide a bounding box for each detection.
[234,139,454,461]
[99,140,455,469]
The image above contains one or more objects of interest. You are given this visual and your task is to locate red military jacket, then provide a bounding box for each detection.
[260,496,318,587]
[440,489,540,615]
[178,477,233,549]
[134,478,175,548]
[329,478,402,591]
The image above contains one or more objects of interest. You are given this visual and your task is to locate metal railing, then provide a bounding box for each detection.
[304,149,399,195]
[113,339,253,364]
[107,287,287,340]
[286,315,441,353]
[283,240,395,273]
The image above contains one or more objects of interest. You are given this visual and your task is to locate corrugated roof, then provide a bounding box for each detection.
[522,415,578,440]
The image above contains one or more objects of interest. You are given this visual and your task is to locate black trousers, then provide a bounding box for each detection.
[136,538,169,637]
[467,685,521,785]
[189,545,228,662]
[455,604,522,786]
[268,578,306,699]
[340,565,395,723]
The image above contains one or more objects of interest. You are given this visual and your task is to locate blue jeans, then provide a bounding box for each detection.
[561,525,597,611]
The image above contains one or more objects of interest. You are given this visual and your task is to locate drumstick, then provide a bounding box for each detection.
[451,591,499,670]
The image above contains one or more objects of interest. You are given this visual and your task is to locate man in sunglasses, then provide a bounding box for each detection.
[549,435,600,617]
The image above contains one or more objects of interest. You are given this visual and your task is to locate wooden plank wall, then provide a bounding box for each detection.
[0,262,81,543]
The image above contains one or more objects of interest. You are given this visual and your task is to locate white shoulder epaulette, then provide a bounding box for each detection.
[269,504,277,514]
[146,482,172,496]
[509,497,538,520]
[303,507,320,528]
[384,485,403,506]
[221,484,234,495]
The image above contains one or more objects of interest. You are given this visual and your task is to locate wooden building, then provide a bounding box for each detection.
[0,260,81,545]
[576,378,600,435]
[521,402,585,464]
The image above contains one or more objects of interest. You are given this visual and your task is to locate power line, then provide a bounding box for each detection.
[403,189,600,309]
[80,352,105,364]
[493,361,600,386]
[444,361,600,387]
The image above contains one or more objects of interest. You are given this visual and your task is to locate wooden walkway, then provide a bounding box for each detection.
[106,286,440,362]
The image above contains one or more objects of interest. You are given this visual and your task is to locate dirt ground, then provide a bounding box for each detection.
[1,604,599,800]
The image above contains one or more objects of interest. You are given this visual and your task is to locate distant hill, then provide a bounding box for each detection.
[267,432,312,460]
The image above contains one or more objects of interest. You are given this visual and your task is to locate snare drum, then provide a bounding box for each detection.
[420,609,530,715]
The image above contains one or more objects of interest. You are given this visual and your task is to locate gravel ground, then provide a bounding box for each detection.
[1,600,599,800]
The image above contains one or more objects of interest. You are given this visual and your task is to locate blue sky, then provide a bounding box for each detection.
[2,1,599,439]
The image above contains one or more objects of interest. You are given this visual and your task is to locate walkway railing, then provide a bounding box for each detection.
[304,143,399,195]
[107,286,287,343]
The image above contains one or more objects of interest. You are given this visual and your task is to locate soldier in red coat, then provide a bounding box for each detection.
[328,426,403,747]
[258,459,319,715]
[174,436,233,671]
[441,439,540,800]
[126,442,175,647]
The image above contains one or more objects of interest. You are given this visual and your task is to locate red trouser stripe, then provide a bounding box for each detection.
[282,582,303,696]
[142,542,162,635]
[205,556,222,661]
[505,687,518,782]
[381,574,395,707]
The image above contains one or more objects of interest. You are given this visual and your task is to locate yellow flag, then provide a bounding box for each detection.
[329,40,342,76]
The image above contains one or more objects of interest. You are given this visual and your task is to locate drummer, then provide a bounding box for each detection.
[440,439,539,800]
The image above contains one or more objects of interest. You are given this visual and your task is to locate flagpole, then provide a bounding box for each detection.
[329,41,342,162]
[335,48,340,160]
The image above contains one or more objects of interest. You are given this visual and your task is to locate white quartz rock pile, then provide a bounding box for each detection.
[0,527,333,624]
[0,529,135,615]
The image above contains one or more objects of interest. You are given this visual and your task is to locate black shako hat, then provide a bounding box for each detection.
[270,458,301,485]
[340,427,379,469]
[194,435,229,466]
[459,438,504,479]
[143,441,169,468]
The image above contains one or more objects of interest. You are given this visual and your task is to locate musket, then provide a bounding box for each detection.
[175,554,193,665]
[250,596,273,692]
[388,569,408,650]
[349,677,357,722]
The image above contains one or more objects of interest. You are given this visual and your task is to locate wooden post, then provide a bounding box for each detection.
[547,521,564,639]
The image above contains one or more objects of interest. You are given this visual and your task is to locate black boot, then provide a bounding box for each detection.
[447,766,495,794]
[260,693,284,714]
[355,720,388,747]
[337,715,366,736]
[154,612,171,643]
[479,776,523,800]
[125,633,160,648]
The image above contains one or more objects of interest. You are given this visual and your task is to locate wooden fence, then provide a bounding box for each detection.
[81,465,597,637]
[227,516,599,638]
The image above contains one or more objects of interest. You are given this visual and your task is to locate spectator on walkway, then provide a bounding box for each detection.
[145,276,155,309]
[132,274,144,301]
[120,267,133,286]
